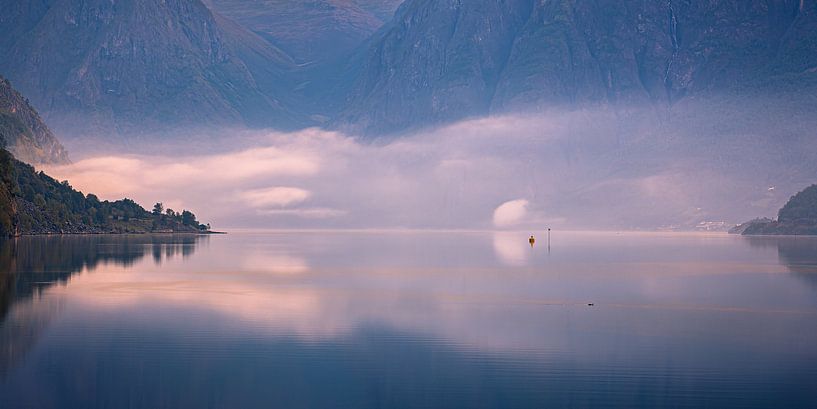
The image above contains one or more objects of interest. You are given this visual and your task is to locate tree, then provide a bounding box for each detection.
[152,202,164,215]
[33,193,46,208]
[778,184,817,224]
[165,208,176,217]
[181,210,196,226]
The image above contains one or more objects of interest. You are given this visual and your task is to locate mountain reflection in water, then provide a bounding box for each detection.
[0,232,816,409]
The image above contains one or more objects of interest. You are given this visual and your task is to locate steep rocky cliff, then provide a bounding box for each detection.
[0,0,303,138]
[0,76,69,165]
[336,0,817,135]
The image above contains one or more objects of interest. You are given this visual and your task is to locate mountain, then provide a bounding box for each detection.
[335,0,817,135]
[203,0,384,63]
[732,184,817,235]
[2,0,816,140]
[0,76,69,164]
[354,0,404,21]
[0,0,302,139]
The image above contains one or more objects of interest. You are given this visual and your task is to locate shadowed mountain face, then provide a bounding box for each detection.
[0,0,303,139]
[203,0,388,63]
[0,77,68,165]
[354,0,404,21]
[335,0,817,135]
[1,0,816,141]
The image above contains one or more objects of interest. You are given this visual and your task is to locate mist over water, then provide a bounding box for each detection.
[46,100,817,230]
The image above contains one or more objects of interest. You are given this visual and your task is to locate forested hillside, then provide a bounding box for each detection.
[0,147,209,237]
[732,184,817,235]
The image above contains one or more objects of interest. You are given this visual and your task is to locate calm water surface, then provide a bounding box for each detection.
[1,231,816,408]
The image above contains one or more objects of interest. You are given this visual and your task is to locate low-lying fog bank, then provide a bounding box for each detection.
[45,101,817,231]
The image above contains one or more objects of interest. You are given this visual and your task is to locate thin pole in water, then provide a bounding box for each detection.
[547,228,551,252]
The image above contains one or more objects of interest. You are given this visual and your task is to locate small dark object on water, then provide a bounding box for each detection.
[588,303,594,306]
[529,235,535,247]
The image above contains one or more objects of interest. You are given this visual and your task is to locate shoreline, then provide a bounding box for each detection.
[12,230,226,237]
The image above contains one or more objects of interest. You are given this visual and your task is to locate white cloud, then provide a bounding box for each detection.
[257,208,347,218]
[493,199,529,228]
[240,187,311,208]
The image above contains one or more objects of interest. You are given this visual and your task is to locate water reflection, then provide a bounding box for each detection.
[0,234,206,377]
[1,232,816,408]
[492,232,531,265]
[0,235,206,317]
[744,236,817,294]
[775,238,817,274]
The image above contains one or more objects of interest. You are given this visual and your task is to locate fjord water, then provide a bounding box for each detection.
[1,232,816,408]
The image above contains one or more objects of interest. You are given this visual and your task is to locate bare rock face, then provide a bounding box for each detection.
[0,0,302,139]
[336,0,817,135]
[0,76,69,165]
[335,0,536,134]
[203,0,387,63]
[354,0,405,21]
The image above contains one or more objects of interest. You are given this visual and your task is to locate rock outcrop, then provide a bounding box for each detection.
[0,76,69,164]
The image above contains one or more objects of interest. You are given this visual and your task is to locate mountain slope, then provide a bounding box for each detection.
[493,0,817,110]
[0,0,302,139]
[335,0,817,135]
[334,0,535,134]
[354,0,404,21]
[0,76,69,164]
[203,0,384,63]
